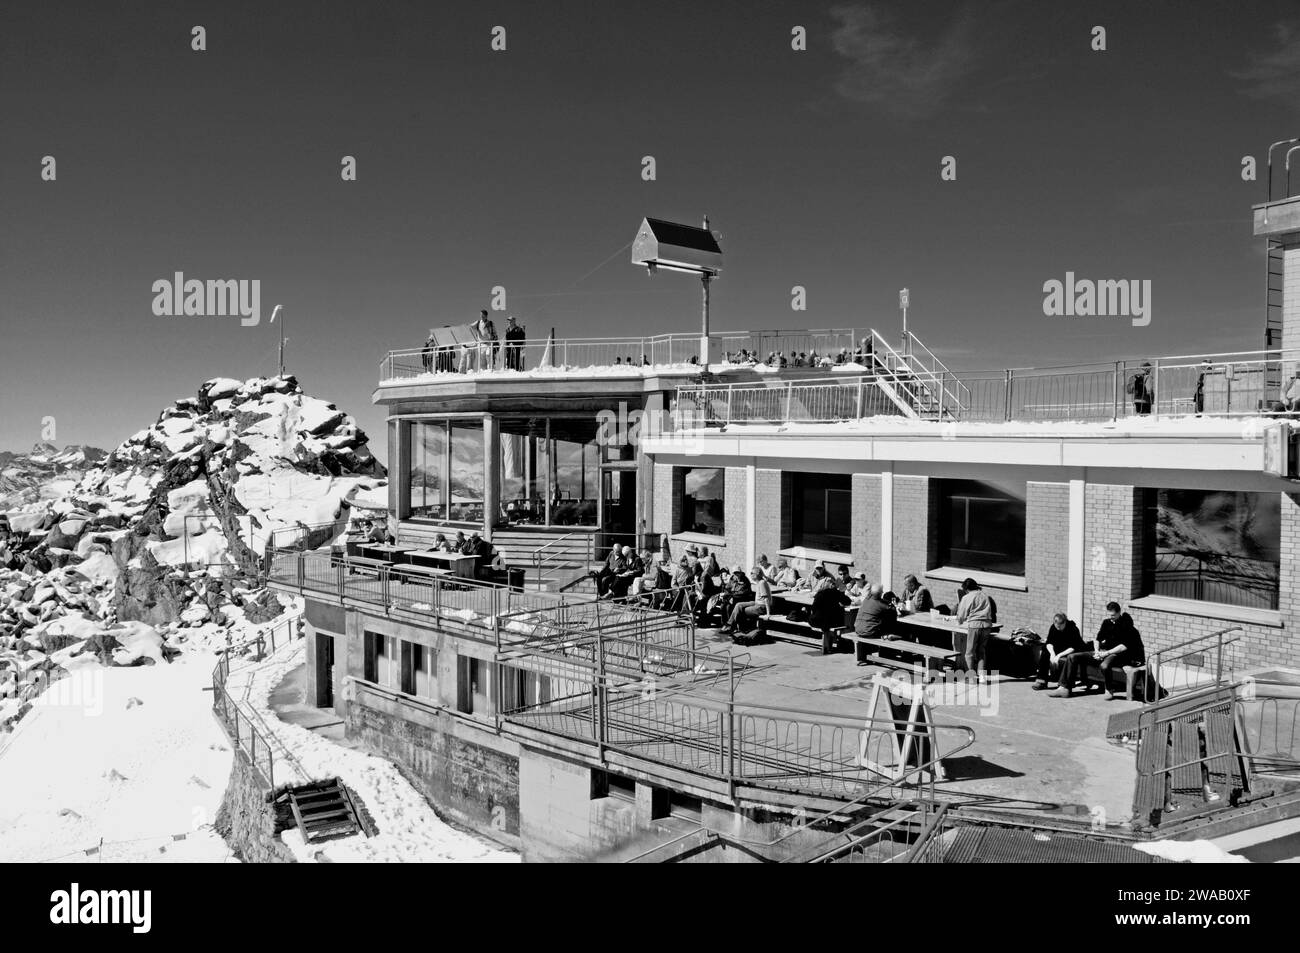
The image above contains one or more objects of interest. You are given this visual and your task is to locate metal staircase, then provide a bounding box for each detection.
[868,329,968,421]
[282,778,364,844]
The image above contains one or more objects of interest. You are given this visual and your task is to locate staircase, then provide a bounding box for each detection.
[868,330,968,421]
[283,779,364,844]
[490,529,598,590]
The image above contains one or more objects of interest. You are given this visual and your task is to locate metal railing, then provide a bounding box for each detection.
[210,614,305,790]
[1145,627,1242,698]
[672,348,1300,426]
[379,328,866,382]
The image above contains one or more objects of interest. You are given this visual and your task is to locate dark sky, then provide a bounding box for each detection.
[3,0,1299,454]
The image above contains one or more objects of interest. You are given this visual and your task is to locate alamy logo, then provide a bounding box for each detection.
[1042,272,1151,327]
[49,883,151,933]
[151,273,261,326]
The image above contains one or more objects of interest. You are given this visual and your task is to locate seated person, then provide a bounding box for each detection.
[591,546,628,597]
[846,572,869,601]
[900,574,933,613]
[811,581,851,653]
[854,584,897,646]
[756,553,777,582]
[1032,613,1086,689]
[630,549,659,600]
[432,533,452,552]
[834,565,853,591]
[772,558,800,588]
[608,545,643,599]
[721,567,771,635]
[1052,602,1145,699]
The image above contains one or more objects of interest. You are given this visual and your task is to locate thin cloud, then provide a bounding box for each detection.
[1231,21,1300,101]
[829,4,981,119]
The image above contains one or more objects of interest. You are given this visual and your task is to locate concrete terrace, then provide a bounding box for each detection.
[686,626,1140,826]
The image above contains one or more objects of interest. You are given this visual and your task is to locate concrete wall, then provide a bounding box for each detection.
[213,739,297,864]
[346,685,521,847]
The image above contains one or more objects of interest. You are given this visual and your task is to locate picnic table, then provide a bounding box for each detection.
[360,542,419,562]
[895,610,1003,641]
[406,549,478,578]
[853,636,960,673]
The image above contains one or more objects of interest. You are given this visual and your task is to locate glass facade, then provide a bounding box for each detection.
[410,416,605,528]
[937,478,1027,576]
[406,419,483,523]
[1141,489,1280,610]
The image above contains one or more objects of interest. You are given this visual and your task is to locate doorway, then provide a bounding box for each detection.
[599,466,638,558]
[315,633,335,708]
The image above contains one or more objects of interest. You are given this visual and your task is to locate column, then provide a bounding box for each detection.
[483,415,499,540]
[879,468,894,589]
[1068,478,1086,624]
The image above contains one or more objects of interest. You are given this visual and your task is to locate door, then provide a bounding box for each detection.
[599,467,638,558]
[316,633,335,708]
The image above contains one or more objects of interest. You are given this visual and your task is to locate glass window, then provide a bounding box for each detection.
[1141,489,1280,610]
[406,420,482,523]
[788,473,851,551]
[937,478,1026,576]
[408,421,446,519]
[680,468,726,537]
[499,417,546,525]
[449,423,484,523]
[549,419,599,527]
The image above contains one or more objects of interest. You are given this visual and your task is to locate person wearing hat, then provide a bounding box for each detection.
[1127,362,1154,416]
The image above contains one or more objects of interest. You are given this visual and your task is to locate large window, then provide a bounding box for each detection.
[937,478,1026,576]
[680,468,725,537]
[1141,489,1280,610]
[407,420,483,523]
[788,473,851,552]
[496,417,599,527]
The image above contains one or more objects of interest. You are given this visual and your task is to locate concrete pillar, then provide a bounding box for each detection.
[879,469,894,590]
[1068,478,1085,624]
[745,463,756,570]
[482,415,499,540]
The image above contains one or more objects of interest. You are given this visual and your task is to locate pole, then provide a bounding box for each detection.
[700,214,712,369]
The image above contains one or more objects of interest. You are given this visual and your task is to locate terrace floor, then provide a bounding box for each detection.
[689,626,1140,826]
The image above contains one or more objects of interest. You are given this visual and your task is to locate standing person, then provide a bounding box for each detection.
[1052,602,1145,699]
[1193,360,1212,415]
[504,315,526,370]
[955,578,995,681]
[812,579,852,655]
[900,573,932,613]
[1127,362,1154,415]
[421,329,437,372]
[1032,613,1087,689]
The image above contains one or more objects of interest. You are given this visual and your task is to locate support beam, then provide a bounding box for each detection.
[1068,478,1086,624]
[483,415,499,541]
[879,469,894,590]
[745,463,756,570]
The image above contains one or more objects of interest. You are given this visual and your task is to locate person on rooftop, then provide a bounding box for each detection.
[955,578,995,681]
[1193,359,1212,415]
[1127,362,1154,415]
[504,316,526,371]
[1032,612,1087,690]
[474,310,497,371]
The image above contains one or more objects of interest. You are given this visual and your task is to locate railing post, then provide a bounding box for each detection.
[595,630,606,761]
[1114,361,1122,421]
[784,381,793,422]
[1003,369,1013,422]
[855,378,865,419]
[1153,359,1161,417]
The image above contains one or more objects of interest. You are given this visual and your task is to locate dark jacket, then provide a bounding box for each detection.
[903,583,933,613]
[854,595,897,639]
[1096,612,1144,663]
[1045,619,1087,655]
[811,586,849,630]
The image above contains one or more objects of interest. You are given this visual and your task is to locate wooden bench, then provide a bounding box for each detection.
[853,636,960,673]
[390,563,451,580]
[1082,657,1149,699]
[345,556,391,572]
[756,612,850,655]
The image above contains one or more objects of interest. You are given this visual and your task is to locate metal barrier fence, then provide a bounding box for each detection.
[673,349,1300,425]
[210,615,304,789]
[1146,627,1242,698]
[379,329,865,382]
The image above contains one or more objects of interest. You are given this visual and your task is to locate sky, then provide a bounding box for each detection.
[2,0,1299,456]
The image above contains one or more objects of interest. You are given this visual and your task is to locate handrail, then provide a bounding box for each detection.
[530,531,591,586]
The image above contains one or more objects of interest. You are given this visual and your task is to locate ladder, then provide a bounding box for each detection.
[1266,240,1285,395]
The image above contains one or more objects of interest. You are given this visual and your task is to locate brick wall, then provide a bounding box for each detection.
[852,474,882,582]
[893,476,933,589]
[1284,243,1300,355]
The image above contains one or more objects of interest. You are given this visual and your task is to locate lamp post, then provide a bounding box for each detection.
[899,288,910,358]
